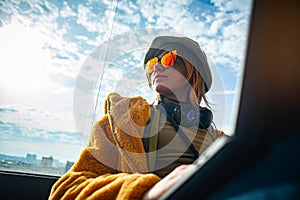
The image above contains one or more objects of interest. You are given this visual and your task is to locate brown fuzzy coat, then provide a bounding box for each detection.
[49,93,161,200]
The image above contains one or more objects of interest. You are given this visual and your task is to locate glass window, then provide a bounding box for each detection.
[0,0,253,176]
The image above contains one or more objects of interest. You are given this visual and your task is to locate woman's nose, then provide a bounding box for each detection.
[153,63,164,73]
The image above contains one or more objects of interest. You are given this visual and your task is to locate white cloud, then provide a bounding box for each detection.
[115,2,141,25]
[60,2,77,18]
[138,1,191,28]
[211,0,252,12]
[77,4,99,32]
[208,18,224,35]
[0,103,74,132]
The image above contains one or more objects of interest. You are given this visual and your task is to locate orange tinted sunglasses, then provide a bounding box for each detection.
[145,50,177,74]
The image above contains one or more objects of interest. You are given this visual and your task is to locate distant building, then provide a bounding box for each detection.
[40,156,53,168]
[64,161,74,173]
[24,153,37,164]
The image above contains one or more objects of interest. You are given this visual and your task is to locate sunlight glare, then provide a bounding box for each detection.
[0,23,52,90]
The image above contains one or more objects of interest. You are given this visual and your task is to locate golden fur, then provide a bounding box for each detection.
[49,93,160,200]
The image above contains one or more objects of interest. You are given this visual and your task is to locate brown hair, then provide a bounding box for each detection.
[183,59,210,108]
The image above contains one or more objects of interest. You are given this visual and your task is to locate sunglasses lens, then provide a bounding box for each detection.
[146,57,158,74]
[161,50,177,67]
[146,50,177,74]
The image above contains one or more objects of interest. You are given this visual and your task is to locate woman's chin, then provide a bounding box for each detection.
[153,84,173,96]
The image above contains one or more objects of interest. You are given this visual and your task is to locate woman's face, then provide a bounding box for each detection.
[150,50,191,101]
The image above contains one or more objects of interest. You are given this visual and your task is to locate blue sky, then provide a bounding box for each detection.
[0,0,252,162]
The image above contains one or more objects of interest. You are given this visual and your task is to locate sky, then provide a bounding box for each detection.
[0,0,253,163]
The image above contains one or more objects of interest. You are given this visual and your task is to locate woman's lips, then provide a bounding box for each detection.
[152,74,167,83]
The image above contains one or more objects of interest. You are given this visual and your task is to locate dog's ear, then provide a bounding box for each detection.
[104,92,121,114]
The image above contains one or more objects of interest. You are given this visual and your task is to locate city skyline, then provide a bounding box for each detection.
[0,152,74,176]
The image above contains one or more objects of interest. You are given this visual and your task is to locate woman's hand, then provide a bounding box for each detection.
[142,164,196,200]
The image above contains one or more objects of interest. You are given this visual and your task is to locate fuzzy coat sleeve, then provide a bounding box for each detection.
[48,93,161,200]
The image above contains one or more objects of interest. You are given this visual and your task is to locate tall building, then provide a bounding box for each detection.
[24,153,37,164]
[64,161,74,173]
[40,156,53,168]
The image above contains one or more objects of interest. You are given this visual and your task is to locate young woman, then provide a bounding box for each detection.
[142,36,225,178]
[49,36,226,200]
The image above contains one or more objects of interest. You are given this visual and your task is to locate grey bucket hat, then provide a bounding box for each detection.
[144,36,212,93]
